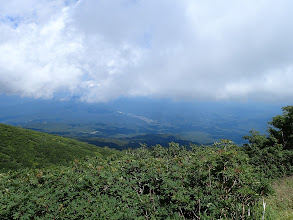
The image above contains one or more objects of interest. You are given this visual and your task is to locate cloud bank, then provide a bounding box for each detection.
[1,0,293,102]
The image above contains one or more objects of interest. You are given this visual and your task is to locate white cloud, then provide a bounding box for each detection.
[0,0,293,102]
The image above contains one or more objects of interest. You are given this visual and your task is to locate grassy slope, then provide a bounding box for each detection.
[0,123,119,171]
[264,175,293,220]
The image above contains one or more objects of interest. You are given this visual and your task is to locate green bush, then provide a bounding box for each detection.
[243,106,293,178]
[0,140,271,219]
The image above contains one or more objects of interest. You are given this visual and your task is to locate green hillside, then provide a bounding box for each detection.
[0,107,292,219]
[0,123,119,171]
[0,141,272,219]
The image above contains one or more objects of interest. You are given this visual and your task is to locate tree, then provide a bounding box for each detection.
[268,106,293,150]
[243,106,293,178]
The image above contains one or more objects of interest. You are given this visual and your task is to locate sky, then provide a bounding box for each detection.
[0,0,293,103]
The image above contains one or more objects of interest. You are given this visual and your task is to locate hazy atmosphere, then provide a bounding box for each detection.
[1,0,293,102]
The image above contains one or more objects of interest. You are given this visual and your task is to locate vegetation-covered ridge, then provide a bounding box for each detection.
[0,123,119,171]
[0,106,293,219]
[0,141,273,219]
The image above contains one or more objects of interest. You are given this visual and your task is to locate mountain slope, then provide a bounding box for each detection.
[0,123,118,171]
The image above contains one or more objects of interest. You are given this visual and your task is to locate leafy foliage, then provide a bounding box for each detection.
[0,140,271,219]
[243,106,293,178]
[1,106,293,219]
[267,106,293,150]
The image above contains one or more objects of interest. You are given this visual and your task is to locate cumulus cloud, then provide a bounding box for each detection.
[0,0,293,102]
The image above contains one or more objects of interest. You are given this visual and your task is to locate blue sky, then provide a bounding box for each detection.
[0,0,293,104]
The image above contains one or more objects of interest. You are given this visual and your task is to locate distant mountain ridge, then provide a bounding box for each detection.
[0,95,283,145]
